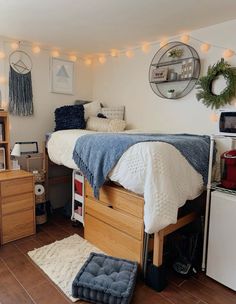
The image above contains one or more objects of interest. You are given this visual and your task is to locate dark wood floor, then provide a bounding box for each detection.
[0,212,235,304]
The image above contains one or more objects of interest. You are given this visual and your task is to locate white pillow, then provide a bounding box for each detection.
[83,101,101,120]
[86,117,126,132]
[101,106,125,120]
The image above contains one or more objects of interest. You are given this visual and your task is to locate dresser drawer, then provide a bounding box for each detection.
[1,192,34,215]
[85,214,143,264]
[85,181,144,218]
[85,197,143,240]
[2,209,35,244]
[1,177,33,197]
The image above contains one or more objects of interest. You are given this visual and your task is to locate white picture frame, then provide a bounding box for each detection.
[151,67,168,82]
[50,58,74,95]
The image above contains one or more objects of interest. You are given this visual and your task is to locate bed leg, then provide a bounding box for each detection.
[145,230,167,292]
[153,231,164,267]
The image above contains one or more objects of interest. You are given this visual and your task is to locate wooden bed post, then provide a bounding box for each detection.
[153,231,164,267]
[152,212,199,268]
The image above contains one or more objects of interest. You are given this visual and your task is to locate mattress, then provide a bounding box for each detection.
[48,129,203,233]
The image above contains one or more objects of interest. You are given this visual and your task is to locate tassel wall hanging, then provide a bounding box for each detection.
[9,50,33,116]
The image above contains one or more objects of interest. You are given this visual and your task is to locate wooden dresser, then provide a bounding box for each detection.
[84,181,144,264]
[0,170,35,245]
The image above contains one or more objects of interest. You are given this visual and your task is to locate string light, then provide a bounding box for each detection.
[200,43,211,53]
[69,55,77,62]
[125,50,134,58]
[51,50,60,58]
[0,52,5,59]
[141,43,151,53]
[32,46,41,54]
[84,58,92,66]
[223,49,235,59]
[181,34,190,43]
[210,112,219,122]
[10,42,19,50]
[0,76,6,84]
[160,39,168,48]
[110,49,120,57]
[0,33,235,66]
[98,56,106,64]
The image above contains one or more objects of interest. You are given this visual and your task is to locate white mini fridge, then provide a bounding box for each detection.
[207,190,236,290]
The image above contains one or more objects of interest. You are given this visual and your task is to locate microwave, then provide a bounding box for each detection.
[219,111,236,136]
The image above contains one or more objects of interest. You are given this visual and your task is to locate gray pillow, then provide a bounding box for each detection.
[74,100,92,105]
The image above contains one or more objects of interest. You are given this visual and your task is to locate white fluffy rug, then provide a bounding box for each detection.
[28,234,103,302]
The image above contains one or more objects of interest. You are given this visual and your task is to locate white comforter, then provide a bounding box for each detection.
[48,130,203,233]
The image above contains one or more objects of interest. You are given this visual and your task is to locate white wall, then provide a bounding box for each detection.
[93,19,236,135]
[0,40,93,150]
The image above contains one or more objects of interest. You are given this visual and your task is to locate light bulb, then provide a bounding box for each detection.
[0,76,6,84]
[69,55,77,62]
[181,34,190,43]
[141,43,151,53]
[210,112,219,122]
[51,50,60,58]
[110,49,119,57]
[98,56,106,64]
[200,43,211,53]
[0,52,5,59]
[11,42,19,50]
[223,49,235,58]
[160,39,168,48]
[32,46,41,54]
[125,50,134,58]
[84,58,92,66]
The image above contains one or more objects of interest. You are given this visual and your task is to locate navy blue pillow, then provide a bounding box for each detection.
[54,105,86,131]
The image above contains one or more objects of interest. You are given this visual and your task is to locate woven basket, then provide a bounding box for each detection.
[33,171,45,183]
[35,193,46,204]
[36,213,47,225]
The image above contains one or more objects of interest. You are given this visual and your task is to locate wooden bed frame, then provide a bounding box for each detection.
[45,147,201,289]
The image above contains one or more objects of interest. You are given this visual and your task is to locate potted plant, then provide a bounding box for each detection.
[167,48,183,59]
[167,89,176,98]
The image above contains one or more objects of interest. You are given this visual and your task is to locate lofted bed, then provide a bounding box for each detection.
[46,128,209,290]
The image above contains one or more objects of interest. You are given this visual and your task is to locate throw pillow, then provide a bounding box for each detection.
[83,101,101,120]
[101,106,125,120]
[54,105,85,131]
[86,117,126,132]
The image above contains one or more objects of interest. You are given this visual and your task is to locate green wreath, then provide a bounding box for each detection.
[196,58,236,110]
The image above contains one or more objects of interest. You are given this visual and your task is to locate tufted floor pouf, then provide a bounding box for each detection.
[72,252,138,304]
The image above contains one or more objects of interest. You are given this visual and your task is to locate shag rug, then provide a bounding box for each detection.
[28,234,103,302]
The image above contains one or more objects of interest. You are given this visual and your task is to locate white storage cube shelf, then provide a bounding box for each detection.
[72,170,85,225]
[207,190,236,291]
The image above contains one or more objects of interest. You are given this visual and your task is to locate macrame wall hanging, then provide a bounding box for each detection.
[9,50,33,116]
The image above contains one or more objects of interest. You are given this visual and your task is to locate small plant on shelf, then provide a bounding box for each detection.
[167,89,176,98]
[167,48,183,59]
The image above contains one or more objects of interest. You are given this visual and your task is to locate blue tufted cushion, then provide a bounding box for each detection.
[72,253,138,304]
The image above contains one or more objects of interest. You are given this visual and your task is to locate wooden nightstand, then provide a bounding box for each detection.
[0,170,35,245]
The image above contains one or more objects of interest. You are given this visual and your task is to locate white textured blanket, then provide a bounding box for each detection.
[48,130,203,233]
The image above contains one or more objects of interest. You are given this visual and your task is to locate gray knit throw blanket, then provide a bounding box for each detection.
[9,66,33,116]
[73,133,211,198]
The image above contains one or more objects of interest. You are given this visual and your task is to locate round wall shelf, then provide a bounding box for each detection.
[149,41,200,99]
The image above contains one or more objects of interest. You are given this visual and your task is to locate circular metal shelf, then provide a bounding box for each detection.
[149,41,200,99]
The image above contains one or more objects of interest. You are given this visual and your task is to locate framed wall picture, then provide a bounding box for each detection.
[0,147,6,171]
[151,67,168,82]
[50,58,74,95]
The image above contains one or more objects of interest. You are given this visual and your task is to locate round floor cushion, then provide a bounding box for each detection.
[72,252,138,304]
